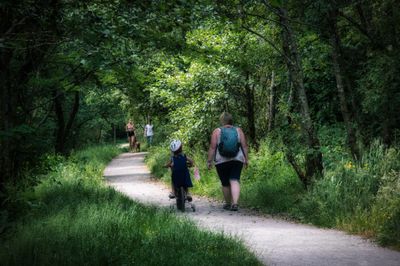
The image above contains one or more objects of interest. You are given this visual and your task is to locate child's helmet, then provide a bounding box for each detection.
[170,139,182,152]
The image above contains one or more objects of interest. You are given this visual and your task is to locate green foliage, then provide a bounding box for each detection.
[356,52,400,142]
[0,145,261,266]
[241,141,304,213]
[294,141,400,247]
[147,54,228,145]
[145,145,171,180]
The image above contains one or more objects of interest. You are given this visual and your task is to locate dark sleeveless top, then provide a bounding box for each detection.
[171,154,193,188]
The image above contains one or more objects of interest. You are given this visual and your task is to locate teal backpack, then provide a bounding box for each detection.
[218,127,240,157]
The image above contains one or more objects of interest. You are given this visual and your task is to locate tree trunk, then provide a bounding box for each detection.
[0,1,60,184]
[54,90,66,154]
[267,71,276,132]
[245,72,257,147]
[329,10,360,160]
[64,91,80,144]
[0,55,13,184]
[97,129,102,143]
[278,7,323,186]
[54,90,80,154]
[113,123,116,144]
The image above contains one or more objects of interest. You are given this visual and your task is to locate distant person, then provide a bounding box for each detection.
[207,112,248,211]
[126,120,136,151]
[165,139,194,201]
[144,119,154,147]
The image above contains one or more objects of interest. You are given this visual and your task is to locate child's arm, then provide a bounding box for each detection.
[186,156,194,168]
[164,158,172,168]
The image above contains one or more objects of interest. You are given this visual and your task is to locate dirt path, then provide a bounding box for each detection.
[104,152,400,266]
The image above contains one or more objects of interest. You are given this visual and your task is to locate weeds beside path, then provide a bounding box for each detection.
[105,151,400,266]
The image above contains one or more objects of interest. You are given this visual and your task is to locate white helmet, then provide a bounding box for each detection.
[170,139,182,152]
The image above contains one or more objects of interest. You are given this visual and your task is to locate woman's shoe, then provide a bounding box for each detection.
[223,203,231,210]
[230,204,238,211]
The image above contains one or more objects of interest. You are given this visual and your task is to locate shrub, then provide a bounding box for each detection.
[241,142,304,213]
[295,141,400,248]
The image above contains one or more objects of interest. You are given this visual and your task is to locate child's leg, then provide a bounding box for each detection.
[169,180,175,198]
[184,188,192,202]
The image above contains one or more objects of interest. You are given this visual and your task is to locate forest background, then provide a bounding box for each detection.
[1,0,399,250]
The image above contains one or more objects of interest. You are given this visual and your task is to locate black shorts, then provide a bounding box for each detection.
[127,131,135,137]
[215,161,243,187]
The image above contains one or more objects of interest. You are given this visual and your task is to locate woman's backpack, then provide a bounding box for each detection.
[218,127,240,157]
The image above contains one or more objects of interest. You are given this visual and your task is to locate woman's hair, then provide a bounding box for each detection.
[219,112,233,125]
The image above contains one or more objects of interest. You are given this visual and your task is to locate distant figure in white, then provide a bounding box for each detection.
[144,119,154,147]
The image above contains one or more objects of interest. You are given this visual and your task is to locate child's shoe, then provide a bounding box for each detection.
[186,193,192,202]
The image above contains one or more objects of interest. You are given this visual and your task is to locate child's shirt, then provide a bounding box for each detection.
[170,153,193,188]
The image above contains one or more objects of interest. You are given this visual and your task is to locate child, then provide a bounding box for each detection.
[165,139,194,201]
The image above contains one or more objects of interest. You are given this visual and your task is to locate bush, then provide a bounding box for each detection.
[294,141,400,248]
[241,142,304,213]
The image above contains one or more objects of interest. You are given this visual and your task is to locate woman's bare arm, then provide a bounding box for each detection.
[207,128,219,169]
[238,127,249,166]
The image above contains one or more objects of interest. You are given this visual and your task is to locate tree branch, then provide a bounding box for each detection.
[338,10,373,42]
[241,24,292,64]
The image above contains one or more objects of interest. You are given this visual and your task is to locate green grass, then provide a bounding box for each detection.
[295,141,400,248]
[0,145,261,266]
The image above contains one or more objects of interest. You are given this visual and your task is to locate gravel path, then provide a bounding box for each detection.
[104,152,400,266]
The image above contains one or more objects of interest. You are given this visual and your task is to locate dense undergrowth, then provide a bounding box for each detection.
[0,145,261,266]
[146,133,400,249]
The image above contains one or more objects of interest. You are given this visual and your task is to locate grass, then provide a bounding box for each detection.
[0,144,261,266]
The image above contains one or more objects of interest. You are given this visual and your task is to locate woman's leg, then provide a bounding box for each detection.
[129,136,134,150]
[221,185,231,204]
[216,163,232,204]
[230,180,240,205]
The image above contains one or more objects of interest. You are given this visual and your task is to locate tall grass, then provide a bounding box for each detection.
[0,145,261,266]
[296,141,400,247]
[240,143,304,213]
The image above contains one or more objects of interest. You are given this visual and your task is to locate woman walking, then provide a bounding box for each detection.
[126,120,136,152]
[207,112,248,211]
